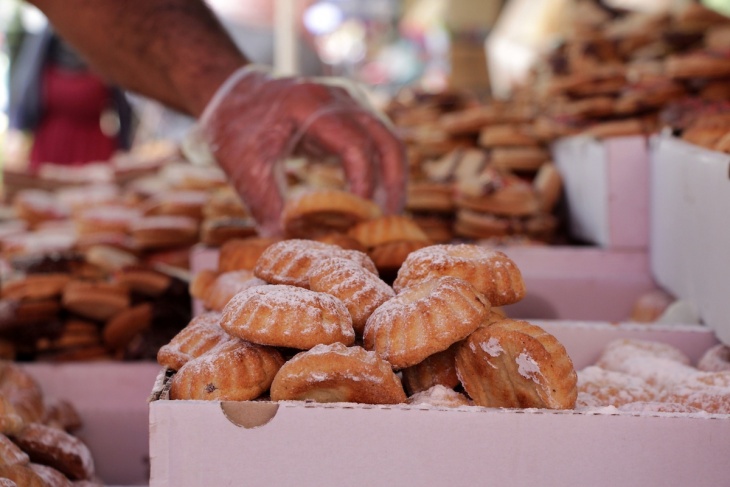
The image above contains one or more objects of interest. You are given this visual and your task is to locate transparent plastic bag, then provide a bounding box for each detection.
[196,65,406,236]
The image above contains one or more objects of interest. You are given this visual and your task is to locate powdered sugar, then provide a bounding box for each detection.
[516,351,542,382]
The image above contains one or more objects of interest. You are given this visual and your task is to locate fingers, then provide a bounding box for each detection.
[304,112,378,200]
[356,114,408,214]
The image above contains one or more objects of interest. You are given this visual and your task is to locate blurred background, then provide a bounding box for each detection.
[1,0,728,176]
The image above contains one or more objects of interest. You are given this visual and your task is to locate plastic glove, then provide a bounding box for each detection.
[199,66,407,237]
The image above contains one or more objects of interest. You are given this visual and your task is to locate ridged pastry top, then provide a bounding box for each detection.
[270,343,406,404]
[254,239,377,288]
[221,284,355,349]
[392,243,525,306]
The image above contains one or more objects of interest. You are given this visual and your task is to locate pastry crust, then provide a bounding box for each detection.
[347,215,430,249]
[61,281,130,322]
[270,343,406,404]
[393,244,526,307]
[281,189,382,238]
[221,285,355,349]
[254,239,377,289]
[401,343,460,395]
[576,366,658,408]
[364,276,490,369]
[203,271,267,312]
[455,319,578,409]
[0,433,29,466]
[407,385,472,408]
[218,237,281,273]
[11,423,94,480]
[0,363,45,424]
[0,464,46,487]
[102,303,154,351]
[170,340,284,401]
[308,258,395,335]
[129,215,199,250]
[157,312,233,370]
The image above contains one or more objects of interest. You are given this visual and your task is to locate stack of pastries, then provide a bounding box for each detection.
[0,361,102,486]
[164,231,580,410]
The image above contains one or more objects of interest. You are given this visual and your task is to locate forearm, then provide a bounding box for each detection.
[29,0,249,116]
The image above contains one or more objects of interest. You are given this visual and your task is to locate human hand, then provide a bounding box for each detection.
[200,66,407,237]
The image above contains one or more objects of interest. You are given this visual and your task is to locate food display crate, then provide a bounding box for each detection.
[149,320,726,487]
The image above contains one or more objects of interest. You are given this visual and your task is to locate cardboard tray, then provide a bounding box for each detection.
[149,321,727,487]
[552,134,650,249]
[650,133,730,344]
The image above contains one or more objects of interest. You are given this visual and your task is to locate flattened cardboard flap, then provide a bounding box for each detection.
[221,401,279,428]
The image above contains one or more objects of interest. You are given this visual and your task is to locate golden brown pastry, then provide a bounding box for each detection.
[102,303,154,351]
[270,343,406,404]
[0,274,71,301]
[401,343,460,396]
[281,189,382,238]
[347,215,430,249]
[11,423,94,480]
[253,239,377,289]
[203,270,267,312]
[367,240,431,282]
[308,258,394,335]
[129,215,199,250]
[455,319,577,409]
[217,237,281,273]
[170,340,284,401]
[0,397,24,436]
[659,371,730,414]
[30,463,73,487]
[0,363,45,424]
[157,312,234,371]
[221,285,355,350]
[364,276,490,369]
[61,281,130,322]
[112,267,172,297]
[392,243,526,307]
[0,464,46,487]
[0,433,29,466]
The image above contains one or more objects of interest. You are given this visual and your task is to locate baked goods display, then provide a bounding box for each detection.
[0,361,102,485]
[576,338,730,414]
[162,241,580,410]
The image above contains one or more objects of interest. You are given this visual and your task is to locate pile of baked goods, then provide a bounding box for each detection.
[0,361,101,485]
[576,338,730,414]
[163,237,581,410]
[0,159,250,362]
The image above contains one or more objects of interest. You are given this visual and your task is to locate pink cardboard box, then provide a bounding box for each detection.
[22,362,160,486]
[191,244,656,322]
[650,133,730,345]
[149,321,727,487]
[552,134,650,249]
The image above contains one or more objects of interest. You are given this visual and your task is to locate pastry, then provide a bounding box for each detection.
[61,281,130,321]
[0,397,24,436]
[203,271,267,312]
[221,285,355,350]
[697,344,730,373]
[401,343,460,395]
[0,433,28,466]
[281,189,382,238]
[364,276,489,369]
[189,269,218,302]
[11,423,94,480]
[308,258,395,335]
[129,215,199,250]
[393,244,526,307]
[0,274,71,302]
[478,124,539,148]
[112,267,172,297]
[0,363,45,424]
[0,464,46,487]
[200,217,257,247]
[455,319,578,409]
[576,366,658,408]
[659,371,730,414]
[102,303,154,351]
[253,239,377,289]
[74,206,140,236]
[405,181,455,213]
[30,463,73,487]
[141,190,209,221]
[170,340,284,401]
[629,289,674,323]
[347,215,430,249]
[270,343,406,404]
[490,147,549,172]
[311,233,367,252]
[42,398,82,433]
[407,385,472,408]
[157,312,233,370]
[217,237,280,273]
[367,240,431,284]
